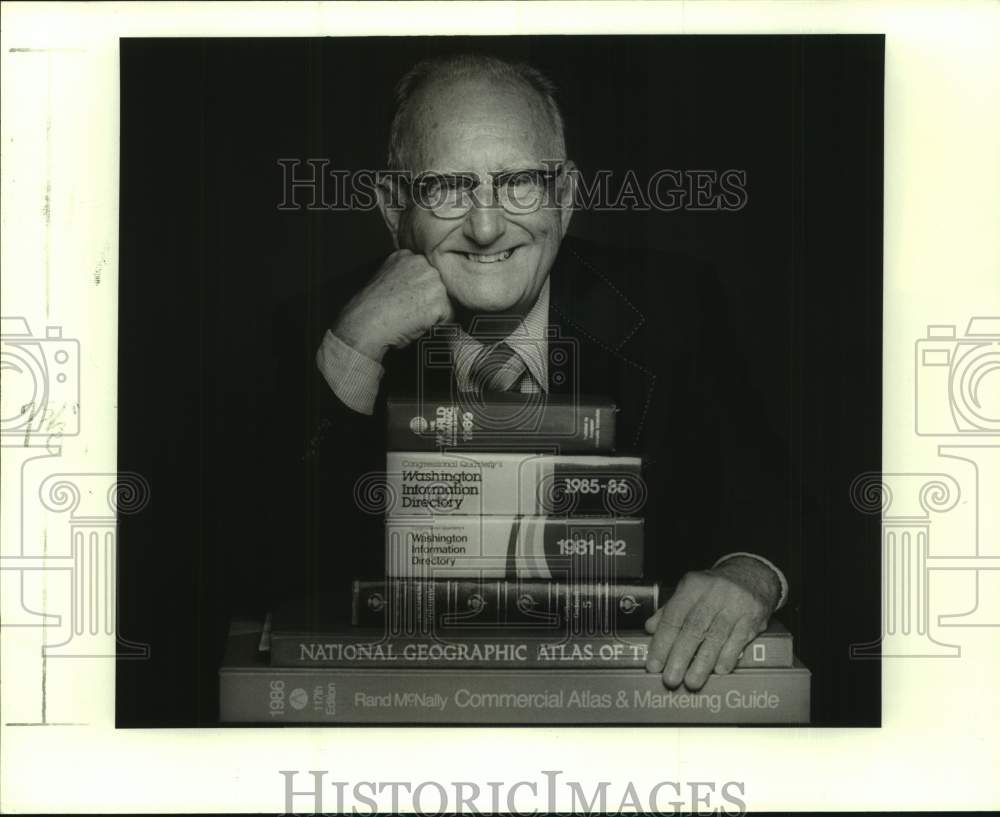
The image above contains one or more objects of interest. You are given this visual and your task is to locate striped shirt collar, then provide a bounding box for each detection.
[450,277,550,392]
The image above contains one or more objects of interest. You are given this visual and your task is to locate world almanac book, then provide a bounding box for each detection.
[386,395,618,452]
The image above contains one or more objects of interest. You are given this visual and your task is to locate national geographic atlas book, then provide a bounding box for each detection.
[220,621,810,725]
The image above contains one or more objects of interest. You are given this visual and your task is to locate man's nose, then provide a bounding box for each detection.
[462,187,507,245]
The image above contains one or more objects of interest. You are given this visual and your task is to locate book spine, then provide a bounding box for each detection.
[270,631,794,669]
[385,517,644,579]
[385,452,644,516]
[220,666,810,724]
[386,399,617,452]
[352,580,659,632]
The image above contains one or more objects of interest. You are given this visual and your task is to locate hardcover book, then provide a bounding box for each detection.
[384,451,644,516]
[349,579,659,631]
[269,619,795,670]
[385,516,644,579]
[386,395,617,452]
[220,623,811,725]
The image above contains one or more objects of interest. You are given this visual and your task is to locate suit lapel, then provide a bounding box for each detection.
[547,238,660,454]
[384,334,453,397]
[381,237,662,455]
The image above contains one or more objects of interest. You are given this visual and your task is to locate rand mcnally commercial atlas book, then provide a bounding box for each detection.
[220,621,810,725]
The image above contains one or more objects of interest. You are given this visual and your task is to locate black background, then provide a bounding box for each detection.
[117,36,883,727]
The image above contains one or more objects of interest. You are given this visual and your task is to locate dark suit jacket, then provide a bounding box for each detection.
[268,236,792,608]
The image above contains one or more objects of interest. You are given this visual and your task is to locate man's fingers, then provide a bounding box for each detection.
[644,619,682,676]
[643,606,662,634]
[661,627,710,688]
[714,619,758,675]
[683,614,737,690]
[644,582,704,673]
[645,571,774,689]
[417,261,455,326]
[433,289,455,324]
[337,251,453,355]
[661,598,725,688]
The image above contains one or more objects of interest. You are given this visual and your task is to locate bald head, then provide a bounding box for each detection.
[387,55,566,173]
[376,55,576,319]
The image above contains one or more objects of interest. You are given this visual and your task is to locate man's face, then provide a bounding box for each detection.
[384,77,573,316]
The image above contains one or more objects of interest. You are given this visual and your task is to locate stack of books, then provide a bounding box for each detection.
[220,395,810,724]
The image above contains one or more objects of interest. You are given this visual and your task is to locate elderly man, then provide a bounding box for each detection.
[274,54,790,692]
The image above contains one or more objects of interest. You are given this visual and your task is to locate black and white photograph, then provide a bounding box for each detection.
[115,34,883,728]
[2,3,998,815]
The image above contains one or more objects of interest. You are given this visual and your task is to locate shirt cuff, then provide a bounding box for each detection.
[713,551,788,611]
[315,329,385,416]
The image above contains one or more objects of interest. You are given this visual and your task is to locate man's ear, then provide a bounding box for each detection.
[557,160,578,234]
[376,177,405,248]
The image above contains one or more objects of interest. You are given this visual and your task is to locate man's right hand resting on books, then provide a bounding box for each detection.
[644,556,782,692]
[333,250,454,362]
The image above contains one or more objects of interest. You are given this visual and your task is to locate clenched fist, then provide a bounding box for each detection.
[333,250,455,361]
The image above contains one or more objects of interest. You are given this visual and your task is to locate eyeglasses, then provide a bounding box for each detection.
[404,164,564,219]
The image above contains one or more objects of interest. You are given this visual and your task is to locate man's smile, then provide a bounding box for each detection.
[453,246,520,264]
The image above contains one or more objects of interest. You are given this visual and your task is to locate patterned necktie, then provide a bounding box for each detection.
[469,341,526,393]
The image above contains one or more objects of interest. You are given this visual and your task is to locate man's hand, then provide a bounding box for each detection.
[644,556,781,691]
[333,250,454,361]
